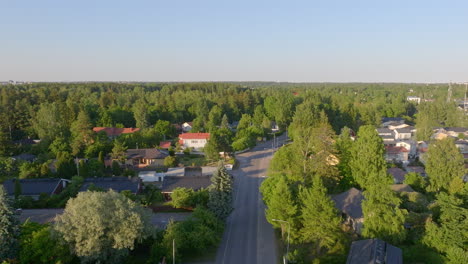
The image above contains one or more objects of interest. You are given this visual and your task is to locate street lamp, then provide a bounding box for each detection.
[272,219,290,264]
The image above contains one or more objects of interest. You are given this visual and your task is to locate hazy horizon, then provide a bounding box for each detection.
[2,0,468,83]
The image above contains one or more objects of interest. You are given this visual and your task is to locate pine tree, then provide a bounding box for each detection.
[0,185,19,260]
[265,176,297,232]
[299,176,344,254]
[208,162,233,220]
[220,114,229,129]
[349,125,391,190]
[425,138,465,193]
[362,184,407,244]
[70,110,94,156]
[111,140,127,163]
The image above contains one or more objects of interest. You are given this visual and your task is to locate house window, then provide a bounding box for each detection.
[191,140,198,144]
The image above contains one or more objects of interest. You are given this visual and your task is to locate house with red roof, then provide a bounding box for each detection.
[385,146,409,163]
[159,141,172,149]
[178,133,210,150]
[93,127,140,138]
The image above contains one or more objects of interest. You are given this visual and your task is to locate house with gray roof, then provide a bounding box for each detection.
[79,177,142,194]
[2,178,70,200]
[387,167,407,184]
[161,176,212,196]
[124,148,169,169]
[331,187,364,234]
[346,239,402,264]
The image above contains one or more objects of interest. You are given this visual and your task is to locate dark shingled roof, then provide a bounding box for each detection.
[331,188,364,219]
[161,176,212,193]
[79,177,140,193]
[2,178,65,196]
[387,167,407,183]
[395,127,412,133]
[346,239,402,264]
[126,149,169,159]
[382,117,404,123]
[11,153,37,162]
[445,127,468,133]
[376,128,393,135]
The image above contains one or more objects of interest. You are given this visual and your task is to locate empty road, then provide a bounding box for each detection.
[214,135,288,264]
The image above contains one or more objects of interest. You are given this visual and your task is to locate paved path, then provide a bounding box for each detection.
[214,135,288,264]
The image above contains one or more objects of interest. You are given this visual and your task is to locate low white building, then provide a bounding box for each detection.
[407,96,421,104]
[182,122,193,133]
[138,171,165,182]
[178,133,210,150]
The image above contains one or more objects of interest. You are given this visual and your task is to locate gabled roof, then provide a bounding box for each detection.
[332,188,364,219]
[387,167,407,183]
[178,133,210,140]
[395,127,412,134]
[161,176,212,193]
[346,239,402,264]
[93,127,140,137]
[385,146,409,154]
[182,122,193,127]
[2,178,67,196]
[382,117,404,123]
[126,148,169,159]
[376,128,393,135]
[11,153,36,162]
[390,184,415,193]
[445,127,468,133]
[79,177,140,193]
[159,141,172,149]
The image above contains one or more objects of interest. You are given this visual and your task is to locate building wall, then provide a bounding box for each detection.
[182,139,208,149]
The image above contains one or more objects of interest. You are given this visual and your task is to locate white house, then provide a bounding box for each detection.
[182,122,193,133]
[396,141,416,156]
[407,96,421,104]
[178,133,210,150]
[394,127,412,140]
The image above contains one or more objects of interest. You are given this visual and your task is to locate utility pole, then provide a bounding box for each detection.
[173,239,175,264]
[272,219,290,264]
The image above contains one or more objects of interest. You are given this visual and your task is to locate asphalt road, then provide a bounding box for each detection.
[214,135,288,264]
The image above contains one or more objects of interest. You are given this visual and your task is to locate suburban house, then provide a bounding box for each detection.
[159,141,172,149]
[387,167,407,184]
[178,133,210,150]
[161,176,212,198]
[11,153,37,162]
[346,239,402,264]
[79,177,142,194]
[444,127,468,138]
[124,148,169,168]
[92,127,140,138]
[3,178,70,200]
[407,96,421,104]
[381,117,405,127]
[182,122,193,133]
[165,166,218,177]
[396,141,415,157]
[138,171,166,183]
[455,140,468,154]
[377,128,393,137]
[388,123,410,130]
[332,188,364,234]
[394,127,413,140]
[385,146,409,163]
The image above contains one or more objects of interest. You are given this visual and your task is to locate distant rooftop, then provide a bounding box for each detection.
[346,239,402,264]
[161,176,212,193]
[79,177,140,193]
[332,188,364,219]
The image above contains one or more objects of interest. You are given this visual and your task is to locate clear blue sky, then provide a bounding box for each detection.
[1,0,468,82]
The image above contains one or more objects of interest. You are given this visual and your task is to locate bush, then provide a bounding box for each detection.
[162,207,224,262]
[164,156,178,167]
[171,188,194,209]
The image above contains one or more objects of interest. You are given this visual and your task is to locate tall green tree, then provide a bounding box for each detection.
[0,185,19,261]
[208,162,233,220]
[111,140,127,163]
[423,193,468,258]
[299,176,344,255]
[264,176,298,236]
[154,120,174,140]
[54,190,153,263]
[362,184,407,244]
[425,138,465,193]
[70,110,94,156]
[336,127,355,190]
[349,125,390,190]
[133,99,149,129]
